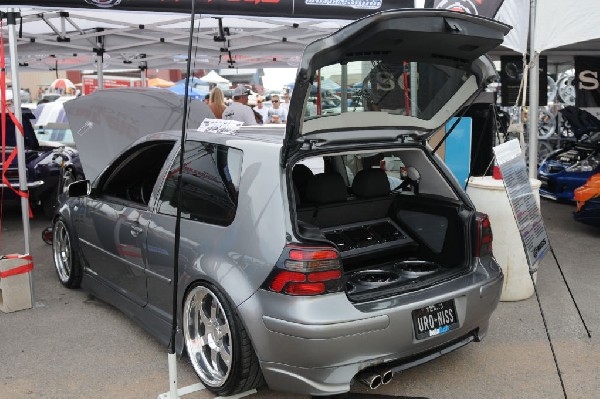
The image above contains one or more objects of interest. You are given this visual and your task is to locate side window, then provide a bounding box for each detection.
[157,141,243,226]
[99,141,175,206]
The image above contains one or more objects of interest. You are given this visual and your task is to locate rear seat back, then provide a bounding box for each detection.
[297,172,347,225]
[297,169,395,228]
[348,168,394,221]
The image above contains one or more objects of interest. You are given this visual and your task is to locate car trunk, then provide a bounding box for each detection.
[291,145,473,302]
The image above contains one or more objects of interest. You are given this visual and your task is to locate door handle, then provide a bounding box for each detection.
[130,225,143,237]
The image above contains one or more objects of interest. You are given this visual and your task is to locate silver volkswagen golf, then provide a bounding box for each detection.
[55,9,508,397]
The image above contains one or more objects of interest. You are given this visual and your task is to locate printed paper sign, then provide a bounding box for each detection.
[493,139,550,271]
[198,119,243,135]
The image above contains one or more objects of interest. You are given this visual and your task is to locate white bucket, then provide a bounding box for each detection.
[466,176,542,302]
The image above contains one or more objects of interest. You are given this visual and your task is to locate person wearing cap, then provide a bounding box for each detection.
[222,86,257,125]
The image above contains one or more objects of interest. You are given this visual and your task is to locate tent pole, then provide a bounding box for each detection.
[7,9,34,304]
[527,0,539,178]
[140,62,147,87]
[97,54,104,90]
[341,64,347,113]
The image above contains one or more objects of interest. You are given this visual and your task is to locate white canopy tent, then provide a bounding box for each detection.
[527,0,600,176]
[200,70,230,85]
[1,1,530,73]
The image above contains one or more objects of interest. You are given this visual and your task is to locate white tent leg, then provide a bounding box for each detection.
[528,0,539,178]
[158,353,257,399]
[7,8,34,305]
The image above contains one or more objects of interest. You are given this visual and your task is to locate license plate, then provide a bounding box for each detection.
[412,299,459,340]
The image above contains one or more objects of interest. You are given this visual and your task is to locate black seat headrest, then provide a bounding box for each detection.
[352,168,390,198]
[292,164,314,193]
[304,173,347,204]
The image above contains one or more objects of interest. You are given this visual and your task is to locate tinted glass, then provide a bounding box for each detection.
[157,141,243,226]
[306,60,474,120]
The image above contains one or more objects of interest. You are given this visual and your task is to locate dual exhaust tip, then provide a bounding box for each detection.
[357,369,393,390]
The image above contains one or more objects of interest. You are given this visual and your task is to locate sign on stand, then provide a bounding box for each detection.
[493,139,550,271]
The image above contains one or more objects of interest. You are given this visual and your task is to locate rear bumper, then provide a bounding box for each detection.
[238,260,503,395]
[259,328,482,396]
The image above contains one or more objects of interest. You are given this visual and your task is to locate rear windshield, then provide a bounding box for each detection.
[304,60,474,121]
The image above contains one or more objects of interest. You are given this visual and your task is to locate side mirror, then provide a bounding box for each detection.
[68,180,91,197]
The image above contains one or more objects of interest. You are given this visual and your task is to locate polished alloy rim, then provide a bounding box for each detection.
[53,221,71,283]
[183,286,232,387]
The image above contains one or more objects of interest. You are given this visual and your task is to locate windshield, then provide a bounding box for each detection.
[304,60,475,122]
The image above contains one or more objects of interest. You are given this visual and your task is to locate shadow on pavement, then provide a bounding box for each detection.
[313,394,430,399]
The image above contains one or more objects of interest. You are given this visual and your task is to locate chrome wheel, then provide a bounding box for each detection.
[184,285,232,388]
[53,220,71,284]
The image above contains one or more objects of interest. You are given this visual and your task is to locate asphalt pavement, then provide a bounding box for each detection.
[0,199,599,399]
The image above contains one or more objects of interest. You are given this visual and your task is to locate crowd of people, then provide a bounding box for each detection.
[204,85,290,126]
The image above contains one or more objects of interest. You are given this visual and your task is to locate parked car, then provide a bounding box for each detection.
[2,109,83,218]
[55,10,507,397]
[573,173,600,227]
[538,106,600,201]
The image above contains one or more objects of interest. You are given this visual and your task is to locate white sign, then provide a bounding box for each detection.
[493,139,550,271]
[197,119,243,135]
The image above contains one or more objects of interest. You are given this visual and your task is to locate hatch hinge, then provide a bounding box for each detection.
[444,18,462,33]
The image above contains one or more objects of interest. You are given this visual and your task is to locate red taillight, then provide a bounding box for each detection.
[289,248,338,261]
[267,245,343,296]
[474,213,493,257]
[285,282,326,295]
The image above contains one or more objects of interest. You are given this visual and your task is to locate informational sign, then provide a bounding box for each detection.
[500,55,547,106]
[575,56,600,107]
[198,119,243,135]
[82,76,143,95]
[493,139,550,271]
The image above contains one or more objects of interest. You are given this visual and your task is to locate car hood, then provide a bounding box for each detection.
[284,9,510,162]
[64,88,215,182]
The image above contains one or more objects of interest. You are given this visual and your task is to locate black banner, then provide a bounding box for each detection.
[7,0,508,19]
[8,0,413,19]
[500,55,547,107]
[424,0,504,18]
[575,56,600,108]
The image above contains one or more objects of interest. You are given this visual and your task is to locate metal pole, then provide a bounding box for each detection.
[410,62,418,117]
[140,65,147,88]
[528,0,538,178]
[341,64,347,113]
[97,53,104,90]
[7,9,34,303]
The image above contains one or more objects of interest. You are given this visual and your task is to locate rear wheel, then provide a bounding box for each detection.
[52,218,82,288]
[183,283,263,396]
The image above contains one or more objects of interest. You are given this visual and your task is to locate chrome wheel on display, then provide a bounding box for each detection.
[557,72,576,105]
[538,109,557,139]
[184,285,233,388]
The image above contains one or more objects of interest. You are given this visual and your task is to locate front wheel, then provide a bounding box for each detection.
[183,283,263,396]
[52,218,82,288]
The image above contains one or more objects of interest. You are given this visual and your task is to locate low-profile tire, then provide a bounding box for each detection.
[52,218,82,288]
[183,282,264,396]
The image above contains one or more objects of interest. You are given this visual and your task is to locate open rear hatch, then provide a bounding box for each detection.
[283,9,510,164]
[286,10,509,301]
